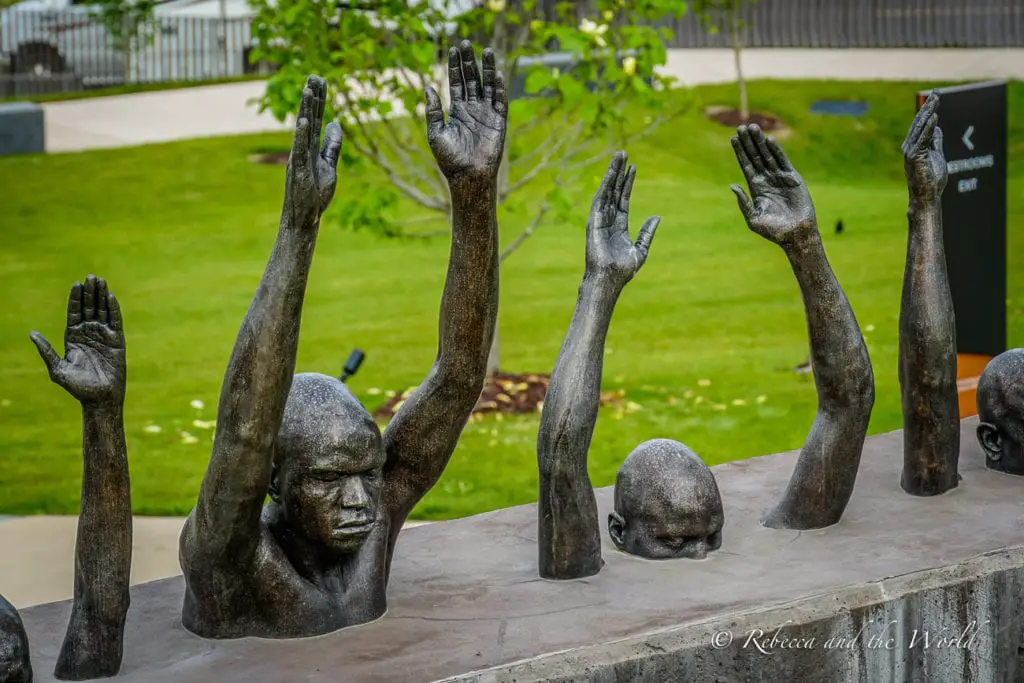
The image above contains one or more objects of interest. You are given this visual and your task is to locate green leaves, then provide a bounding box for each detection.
[252,0,687,245]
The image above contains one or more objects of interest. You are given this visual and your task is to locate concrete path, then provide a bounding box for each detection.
[40,48,1024,154]
[0,516,430,608]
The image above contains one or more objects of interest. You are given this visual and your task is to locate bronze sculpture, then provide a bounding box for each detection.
[976,349,1024,475]
[0,595,32,683]
[537,152,660,579]
[30,276,132,680]
[898,91,960,496]
[179,41,506,638]
[608,439,723,560]
[729,124,875,530]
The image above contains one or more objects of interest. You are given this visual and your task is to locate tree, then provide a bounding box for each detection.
[691,0,757,120]
[91,0,158,83]
[250,0,688,374]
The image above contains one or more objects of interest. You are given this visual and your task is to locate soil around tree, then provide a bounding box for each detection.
[371,372,627,420]
[249,151,290,165]
[705,106,784,132]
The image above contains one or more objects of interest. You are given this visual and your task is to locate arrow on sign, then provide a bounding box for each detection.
[962,125,975,151]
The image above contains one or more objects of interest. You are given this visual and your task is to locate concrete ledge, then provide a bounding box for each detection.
[19,417,1024,682]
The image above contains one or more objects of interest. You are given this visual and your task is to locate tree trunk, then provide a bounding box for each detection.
[730,10,748,121]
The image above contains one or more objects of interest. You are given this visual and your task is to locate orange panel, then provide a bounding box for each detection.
[956,353,993,419]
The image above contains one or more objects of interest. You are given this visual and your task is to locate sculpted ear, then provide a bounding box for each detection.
[608,511,626,550]
[978,422,1003,461]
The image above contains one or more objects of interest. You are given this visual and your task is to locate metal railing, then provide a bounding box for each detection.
[661,0,1024,48]
[0,9,267,97]
[1,0,1022,98]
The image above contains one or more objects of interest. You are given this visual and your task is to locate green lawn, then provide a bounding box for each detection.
[0,79,1021,519]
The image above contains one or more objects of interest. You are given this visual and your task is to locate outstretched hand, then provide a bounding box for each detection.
[283,75,343,229]
[425,41,508,185]
[30,275,126,405]
[730,124,817,249]
[903,91,946,204]
[586,152,660,286]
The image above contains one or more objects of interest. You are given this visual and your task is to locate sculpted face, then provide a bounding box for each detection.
[976,349,1024,475]
[271,373,385,554]
[608,439,724,560]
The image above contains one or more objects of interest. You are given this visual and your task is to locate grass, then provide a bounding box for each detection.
[0,79,1021,519]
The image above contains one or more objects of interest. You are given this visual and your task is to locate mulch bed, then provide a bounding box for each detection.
[371,372,627,420]
[706,108,783,132]
[250,151,290,165]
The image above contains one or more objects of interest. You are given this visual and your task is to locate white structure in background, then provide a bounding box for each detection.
[0,0,477,89]
[0,0,258,88]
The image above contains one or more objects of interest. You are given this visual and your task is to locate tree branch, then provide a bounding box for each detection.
[500,200,550,263]
[338,92,448,212]
[504,119,581,197]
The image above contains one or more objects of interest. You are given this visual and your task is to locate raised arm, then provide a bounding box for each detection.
[538,153,659,580]
[730,125,874,530]
[30,276,130,679]
[182,78,342,561]
[381,42,506,538]
[898,92,959,496]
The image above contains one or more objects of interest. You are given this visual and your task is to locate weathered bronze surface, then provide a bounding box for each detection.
[179,42,506,638]
[729,124,875,529]
[30,276,131,679]
[608,439,724,560]
[537,152,659,579]
[977,349,1024,475]
[898,91,960,496]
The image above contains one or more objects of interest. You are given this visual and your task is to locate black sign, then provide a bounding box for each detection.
[917,81,1008,357]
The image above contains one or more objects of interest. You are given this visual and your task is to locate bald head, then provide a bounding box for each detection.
[976,349,1024,475]
[269,373,385,554]
[0,595,31,683]
[609,439,724,560]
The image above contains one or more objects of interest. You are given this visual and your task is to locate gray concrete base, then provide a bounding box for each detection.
[18,417,1024,682]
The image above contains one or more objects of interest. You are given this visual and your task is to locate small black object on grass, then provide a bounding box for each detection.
[340,349,365,382]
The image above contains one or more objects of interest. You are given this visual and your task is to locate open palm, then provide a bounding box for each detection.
[425,41,507,182]
[586,151,660,285]
[31,275,126,405]
[283,75,343,229]
[730,125,817,247]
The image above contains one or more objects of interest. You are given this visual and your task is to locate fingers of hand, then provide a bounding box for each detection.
[308,76,323,158]
[754,127,778,172]
[482,48,496,101]
[447,47,463,102]
[635,216,660,258]
[425,85,445,139]
[739,125,765,172]
[932,123,944,153]
[493,71,508,116]
[620,164,636,213]
[460,40,482,101]
[108,292,123,332]
[905,92,939,153]
[730,184,755,218]
[291,114,312,168]
[66,281,83,327]
[595,152,625,210]
[30,331,60,375]
[731,135,756,183]
[95,277,109,324]
[321,121,343,169]
[82,274,97,322]
[613,153,630,203]
[766,137,793,172]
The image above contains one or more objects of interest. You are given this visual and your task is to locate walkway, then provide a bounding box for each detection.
[0,516,430,608]
[41,48,1024,153]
